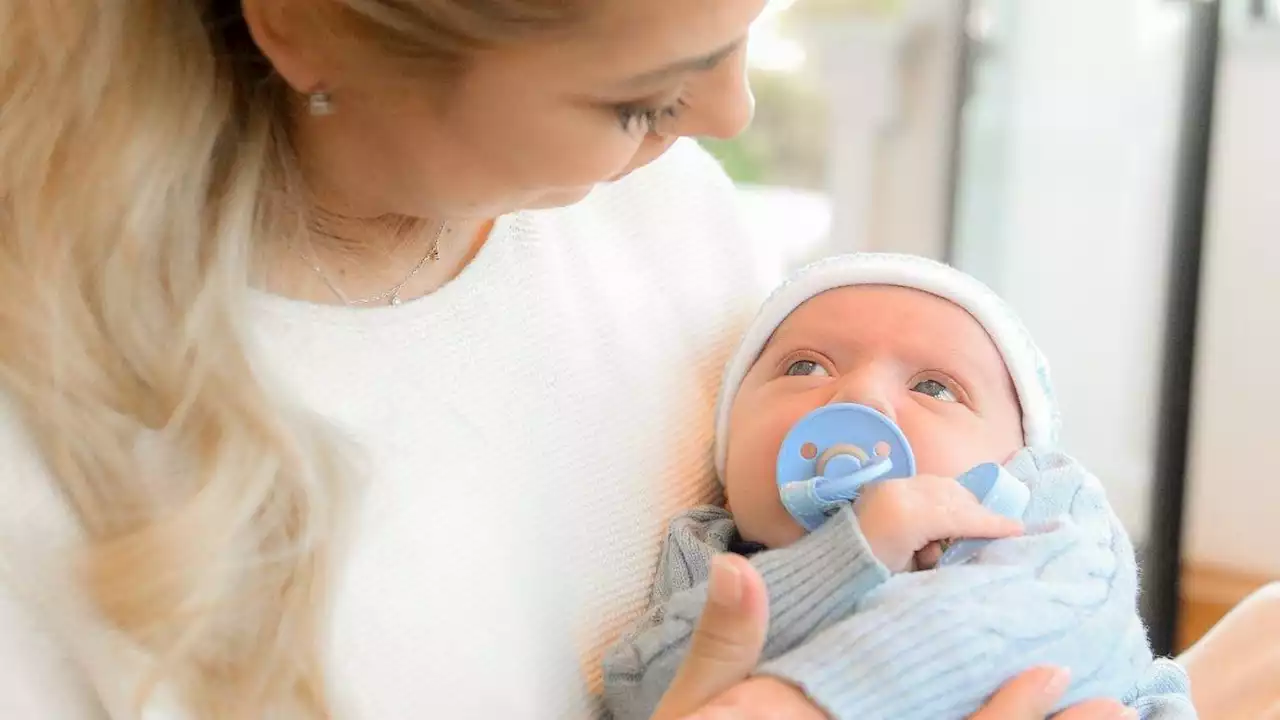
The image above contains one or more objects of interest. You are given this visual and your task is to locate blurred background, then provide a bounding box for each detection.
[730,0,1280,656]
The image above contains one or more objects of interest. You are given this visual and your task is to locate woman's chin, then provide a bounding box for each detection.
[608,146,675,183]
[528,186,597,209]
[527,147,676,208]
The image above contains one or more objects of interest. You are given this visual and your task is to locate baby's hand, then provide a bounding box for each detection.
[854,475,1023,573]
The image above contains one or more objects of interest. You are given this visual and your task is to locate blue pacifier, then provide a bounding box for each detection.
[776,404,916,532]
[776,403,1030,566]
[937,462,1031,566]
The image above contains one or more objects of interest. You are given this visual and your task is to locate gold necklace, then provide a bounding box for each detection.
[303,221,448,307]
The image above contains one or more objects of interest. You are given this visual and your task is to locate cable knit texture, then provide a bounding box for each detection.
[0,140,785,719]
[603,505,890,720]
[603,447,1197,720]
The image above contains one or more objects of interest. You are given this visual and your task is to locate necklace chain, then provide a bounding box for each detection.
[302,221,448,307]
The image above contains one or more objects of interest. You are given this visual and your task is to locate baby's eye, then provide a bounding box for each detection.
[785,360,831,378]
[912,378,958,402]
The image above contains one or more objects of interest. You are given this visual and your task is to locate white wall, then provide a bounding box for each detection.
[865,0,966,261]
[1183,25,1280,577]
[951,0,1191,543]
[809,0,965,263]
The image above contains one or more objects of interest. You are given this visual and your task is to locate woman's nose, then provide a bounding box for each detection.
[670,52,755,140]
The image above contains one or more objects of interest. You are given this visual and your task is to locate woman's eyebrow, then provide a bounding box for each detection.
[616,38,744,89]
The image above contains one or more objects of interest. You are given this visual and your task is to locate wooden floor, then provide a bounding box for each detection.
[1177,562,1276,653]
[1178,594,1237,653]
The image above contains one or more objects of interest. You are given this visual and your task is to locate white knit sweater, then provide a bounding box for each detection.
[0,140,784,719]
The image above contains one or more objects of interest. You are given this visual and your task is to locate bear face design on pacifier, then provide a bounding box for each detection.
[775,403,917,532]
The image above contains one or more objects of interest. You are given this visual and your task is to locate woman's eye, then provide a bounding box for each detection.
[785,360,830,378]
[912,379,958,402]
[615,97,687,134]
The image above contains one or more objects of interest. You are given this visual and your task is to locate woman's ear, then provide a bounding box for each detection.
[241,0,328,93]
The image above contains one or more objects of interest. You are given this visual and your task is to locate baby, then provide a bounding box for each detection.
[603,254,1196,720]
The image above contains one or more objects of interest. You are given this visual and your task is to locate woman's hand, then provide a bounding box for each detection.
[654,555,1135,720]
[971,668,1137,720]
[676,671,1135,720]
[650,554,823,720]
[1179,582,1280,719]
[855,474,1024,572]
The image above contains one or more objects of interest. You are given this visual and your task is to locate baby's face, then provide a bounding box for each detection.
[723,285,1025,548]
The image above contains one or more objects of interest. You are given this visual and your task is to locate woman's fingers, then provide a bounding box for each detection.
[1053,700,1137,719]
[652,555,770,720]
[969,667,1071,719]
[969,667,1136,720]
[678,677,827,720]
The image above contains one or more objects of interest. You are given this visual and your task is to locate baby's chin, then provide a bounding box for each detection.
[734,507,808,550]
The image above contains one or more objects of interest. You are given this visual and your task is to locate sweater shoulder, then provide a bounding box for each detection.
[0,394,86,633]
[0,396,82,553]
[0,397,115,716]
[570,140,786,307]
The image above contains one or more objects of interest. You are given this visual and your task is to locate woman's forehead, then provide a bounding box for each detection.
[533,0,766,84]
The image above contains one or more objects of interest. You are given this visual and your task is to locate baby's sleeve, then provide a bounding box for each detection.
[602,505,891,720]
[754,447,1188,719]
[1130,658,1198,719]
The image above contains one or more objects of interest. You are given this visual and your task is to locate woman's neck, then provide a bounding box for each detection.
[267,215,494,307]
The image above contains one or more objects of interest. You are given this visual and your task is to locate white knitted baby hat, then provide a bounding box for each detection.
[713,253,1060,480]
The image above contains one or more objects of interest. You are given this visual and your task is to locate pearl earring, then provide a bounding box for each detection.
[308,90,335,117]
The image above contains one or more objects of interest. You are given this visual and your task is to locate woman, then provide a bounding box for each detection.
[1179,583,1280,718]
[0,0,1165,717]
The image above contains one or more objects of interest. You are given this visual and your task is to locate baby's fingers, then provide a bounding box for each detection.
[918,474,1024,544]
[914,541,945,571]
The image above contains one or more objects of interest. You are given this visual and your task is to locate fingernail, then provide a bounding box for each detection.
[1115,709,1139,720]
[1040,667,1070,699]
[708,555,742,609]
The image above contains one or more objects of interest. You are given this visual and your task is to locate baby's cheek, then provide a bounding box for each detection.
[725,459,807,547]
[896,409,1018,477]
[911,436,990,478]
[733,486,807,547]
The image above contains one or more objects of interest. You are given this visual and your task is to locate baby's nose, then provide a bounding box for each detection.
[829,376,895,421]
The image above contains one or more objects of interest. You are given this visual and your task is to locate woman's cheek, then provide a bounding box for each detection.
[528,125,646,187]
[619,134,680,177]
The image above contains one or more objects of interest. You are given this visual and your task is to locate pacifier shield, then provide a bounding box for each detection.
[776,403,917,490]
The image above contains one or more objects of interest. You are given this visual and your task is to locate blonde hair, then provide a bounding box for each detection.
[0,0,584,716]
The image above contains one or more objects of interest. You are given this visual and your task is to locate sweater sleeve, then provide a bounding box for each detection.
[756,447,1168,720]
[1129,659,1198,719]
[602,504,891,720]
